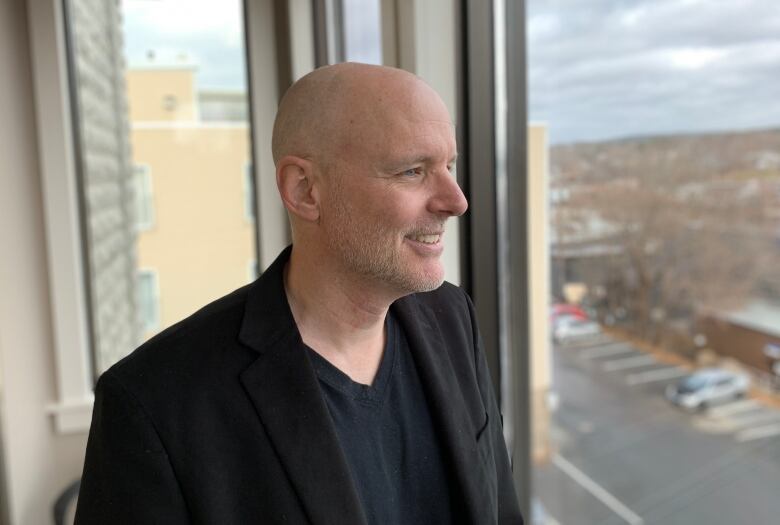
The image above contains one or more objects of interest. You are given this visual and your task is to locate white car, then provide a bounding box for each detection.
[553,318,601,343]
[665,368,750,411]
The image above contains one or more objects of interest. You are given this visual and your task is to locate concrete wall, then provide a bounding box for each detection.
[0,1,88,523]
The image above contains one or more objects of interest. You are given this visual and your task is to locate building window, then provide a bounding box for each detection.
[137,269,160,333]
[244,161,255,222]
[133,164,154,231]
[248,259,258,282]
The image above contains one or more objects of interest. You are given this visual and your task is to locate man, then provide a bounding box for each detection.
[75,63,522,524]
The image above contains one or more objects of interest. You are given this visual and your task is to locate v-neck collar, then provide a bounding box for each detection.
[237,246,492,524]
[306,313,397,407]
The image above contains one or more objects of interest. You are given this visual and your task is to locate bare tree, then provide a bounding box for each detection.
[551,130,780,347]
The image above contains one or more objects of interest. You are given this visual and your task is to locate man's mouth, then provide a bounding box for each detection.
[409,233,442,245]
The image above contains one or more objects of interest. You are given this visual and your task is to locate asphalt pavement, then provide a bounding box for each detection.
[534,334,780,525]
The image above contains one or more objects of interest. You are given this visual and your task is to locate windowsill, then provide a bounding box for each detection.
[46,395,94,434]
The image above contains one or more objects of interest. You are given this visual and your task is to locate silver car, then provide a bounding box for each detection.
[553,317,601,343]
[665,368,750,411]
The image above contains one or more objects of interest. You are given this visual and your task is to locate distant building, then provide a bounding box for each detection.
[126,64,256,340]
[528,123,554,463]
[700,299,780,378]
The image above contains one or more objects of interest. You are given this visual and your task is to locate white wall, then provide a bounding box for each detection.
[0,1,88,523]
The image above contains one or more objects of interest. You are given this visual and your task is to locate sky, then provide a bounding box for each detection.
[121,0,780,145]
[121,0,247,90]
[120,0,381,91]
[528,0,780,144]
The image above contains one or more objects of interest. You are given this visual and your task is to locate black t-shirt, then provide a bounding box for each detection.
[306,313,453,525]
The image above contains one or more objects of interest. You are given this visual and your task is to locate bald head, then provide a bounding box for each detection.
[271,63,450,166]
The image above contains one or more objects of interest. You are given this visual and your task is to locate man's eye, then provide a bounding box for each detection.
[401,168,421,177]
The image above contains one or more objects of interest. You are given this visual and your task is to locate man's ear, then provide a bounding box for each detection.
[276,155,320,223]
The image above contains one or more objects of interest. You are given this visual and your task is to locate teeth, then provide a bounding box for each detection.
[413,234,440,244]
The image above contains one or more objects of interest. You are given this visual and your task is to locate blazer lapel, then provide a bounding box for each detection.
[238,248,366,525]
[393,295,490,524]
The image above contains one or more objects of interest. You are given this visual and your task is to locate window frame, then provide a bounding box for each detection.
[456,0,531,514]
[29,0,287,434]
[29,0,95,434]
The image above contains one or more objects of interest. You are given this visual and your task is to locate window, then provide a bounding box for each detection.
[62,0,258,377]
[529,1,780,523]
[244,161,255,222]
[133,164,154,231]
[248,259,258,282]
[32,0,287,433]
[136,269,160,333]
[342,0,382,64]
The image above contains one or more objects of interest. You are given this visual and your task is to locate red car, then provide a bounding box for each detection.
[550,303,588,322]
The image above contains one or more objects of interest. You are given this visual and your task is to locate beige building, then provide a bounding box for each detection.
[528,123,553,463]
[126,65,256,339]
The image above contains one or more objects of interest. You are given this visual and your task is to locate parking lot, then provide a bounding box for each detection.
[534,333,780,525]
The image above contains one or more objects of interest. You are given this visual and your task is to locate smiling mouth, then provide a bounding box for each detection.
[408,233,442,244]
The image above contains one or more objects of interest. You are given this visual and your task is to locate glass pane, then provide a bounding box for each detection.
[529,1,780,524]
[342,0,382,64]
[65,0,256,375]
[136,270,159,333]
[133,164,154,231]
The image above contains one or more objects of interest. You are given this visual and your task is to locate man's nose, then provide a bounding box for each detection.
[429,169,469,217]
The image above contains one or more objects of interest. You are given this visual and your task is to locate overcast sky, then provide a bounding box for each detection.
[121,0,780,145]
[120,0,382,91]
[528,0,780,144]
[121,0,247,90]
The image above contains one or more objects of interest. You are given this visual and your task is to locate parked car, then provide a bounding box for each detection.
[665,368,750,411]
[550,303,588,324]
[553,317,601,343]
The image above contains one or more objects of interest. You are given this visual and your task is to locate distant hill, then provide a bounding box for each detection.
[550,128,780,185]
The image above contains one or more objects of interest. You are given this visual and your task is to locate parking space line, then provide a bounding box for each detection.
[626,367,688,386]
[552,454,644,525]
[706,399,760,418]
[559,337,618,350]
[602,355,657,372]
[579,344,635,360]
[736,423,780,442]
[729,410,780,429]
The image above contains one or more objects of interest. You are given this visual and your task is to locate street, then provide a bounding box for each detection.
[534,335,780,525]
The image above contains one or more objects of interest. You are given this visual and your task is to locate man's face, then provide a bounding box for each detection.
[319,80,468,294]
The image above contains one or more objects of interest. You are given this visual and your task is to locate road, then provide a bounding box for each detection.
[534,335,780,525]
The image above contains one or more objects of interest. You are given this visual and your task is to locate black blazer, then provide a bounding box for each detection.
[75,247,523,524]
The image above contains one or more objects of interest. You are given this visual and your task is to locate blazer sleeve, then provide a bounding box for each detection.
[464,290,525,525]
[74,369,190,524]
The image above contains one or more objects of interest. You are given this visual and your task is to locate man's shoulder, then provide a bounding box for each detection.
[105,282,256,387]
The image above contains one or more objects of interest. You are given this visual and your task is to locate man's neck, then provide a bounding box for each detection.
[284,245,399,385]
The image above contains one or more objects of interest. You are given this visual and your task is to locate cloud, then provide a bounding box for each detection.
[528,0,780,144]
[121,0,246,90]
